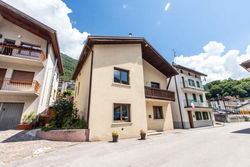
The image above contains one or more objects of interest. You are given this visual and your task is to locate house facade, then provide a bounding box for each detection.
[0,2,63,130]
[209,96,238,111]
[58,79,75,95]
[72,36,178,141]
[169,63,214,129]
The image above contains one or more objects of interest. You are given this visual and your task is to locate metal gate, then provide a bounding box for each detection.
[0,103,24,130]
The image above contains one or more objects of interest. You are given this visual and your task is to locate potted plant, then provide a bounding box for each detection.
[112,131,119,142]
[140,129,146,140]
[18,111,36,130]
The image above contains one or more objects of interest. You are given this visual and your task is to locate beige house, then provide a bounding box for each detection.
[0,2,63,130]
[169,63,215,129]
[72,36,178,141]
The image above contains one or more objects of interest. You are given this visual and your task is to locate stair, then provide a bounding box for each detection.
[147,130,163,136]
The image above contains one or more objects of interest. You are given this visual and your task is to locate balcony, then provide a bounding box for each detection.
[0,78,40,96]
[181,81,207,93]
[184,99,209,108]
[0,43,45,67]
[145,86,175,101]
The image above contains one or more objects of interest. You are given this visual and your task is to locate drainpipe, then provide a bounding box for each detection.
[46,58,58,108]
[174,75,184,129]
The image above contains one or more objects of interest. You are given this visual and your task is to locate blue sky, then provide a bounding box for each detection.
[3,0,250,81]
[65,0,250,63]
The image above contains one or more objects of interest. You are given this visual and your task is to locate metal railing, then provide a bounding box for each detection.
[181,81,204,90]
[145,86,175,101]
[0,78,40,93]
[0,43,46,61]
[183,99,209,107]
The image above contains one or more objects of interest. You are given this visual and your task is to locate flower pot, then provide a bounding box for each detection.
[112,135,118,142]
[18,123,32,130]
[140,133,146,140]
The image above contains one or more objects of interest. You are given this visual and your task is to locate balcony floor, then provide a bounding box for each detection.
[0,90,39,97]
[0,54,44,67]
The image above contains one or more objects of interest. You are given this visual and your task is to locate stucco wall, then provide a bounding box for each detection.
[88,44,147,141]
[143,60,167,89]
[146,100,173,131]
[74,52,92,121]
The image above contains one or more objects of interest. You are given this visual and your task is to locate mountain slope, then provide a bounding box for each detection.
[60,53,78,80]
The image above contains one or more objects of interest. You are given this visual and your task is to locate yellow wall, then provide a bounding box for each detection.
[146,100,174,131]
[74,52,92,121]
[143,60,168,89]
[89,44,148,141]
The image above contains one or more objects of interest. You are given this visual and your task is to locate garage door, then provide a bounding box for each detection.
[0,103,24,130]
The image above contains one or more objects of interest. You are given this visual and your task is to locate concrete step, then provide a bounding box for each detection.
[147,130,163,136]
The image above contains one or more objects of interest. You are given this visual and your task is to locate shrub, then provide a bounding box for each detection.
[53,98,87,129]
[22,111,36,124]
[63,89,72,97]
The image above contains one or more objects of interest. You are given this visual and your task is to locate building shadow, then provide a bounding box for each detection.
[232,128,250,134]
[1,130,41,143]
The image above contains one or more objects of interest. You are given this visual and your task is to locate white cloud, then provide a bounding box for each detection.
[165,2,171,11]
[122,4,128,9]
[2,0,89,59]
[174,41,250,82]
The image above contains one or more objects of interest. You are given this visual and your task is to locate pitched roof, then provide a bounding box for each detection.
[240,59,250,71]
[72,36,178,80]
[0,1,63,74]
[172,63,207,76]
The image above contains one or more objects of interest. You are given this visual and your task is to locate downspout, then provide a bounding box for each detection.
[85,44,94,129]
[46,57,58,108]
[174,75,184,129]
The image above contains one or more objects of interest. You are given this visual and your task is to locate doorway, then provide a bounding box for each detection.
[188,111,194,128]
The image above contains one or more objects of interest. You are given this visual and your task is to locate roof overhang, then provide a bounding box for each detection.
[0,1,63,74]
[72,36,178,80]
[173,63,207,77]
[240,60,250,72]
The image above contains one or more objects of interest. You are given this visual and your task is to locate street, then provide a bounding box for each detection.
[3,122,250,167]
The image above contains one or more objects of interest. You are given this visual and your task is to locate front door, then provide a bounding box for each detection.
[0,68,7,89]
[188,111,194,128]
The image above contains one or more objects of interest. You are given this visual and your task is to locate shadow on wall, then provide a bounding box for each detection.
[1,130,41,143]
[232,128,250,134]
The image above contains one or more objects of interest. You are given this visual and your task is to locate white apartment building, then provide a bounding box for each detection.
[169,63,214,129]
[0,1,63,130]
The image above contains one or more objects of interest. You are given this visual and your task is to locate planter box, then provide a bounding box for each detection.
[36,129,89,142]
[18,124,32,130]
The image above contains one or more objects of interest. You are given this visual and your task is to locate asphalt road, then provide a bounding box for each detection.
[4,122,250,167]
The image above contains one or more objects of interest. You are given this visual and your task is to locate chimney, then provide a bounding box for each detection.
[128,33,132,37]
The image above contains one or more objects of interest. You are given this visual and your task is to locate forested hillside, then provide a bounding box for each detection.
[205,78,250,99]
[60,53,78,80]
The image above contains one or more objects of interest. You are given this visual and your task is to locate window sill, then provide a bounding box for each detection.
[112,82,131,88]
[111,122,132,126]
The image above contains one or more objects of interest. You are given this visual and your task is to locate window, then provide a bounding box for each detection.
[180,70,183,73]
[11,70,34,85]
[151,82,160,88]
[19,42,41,57]
[188,79,195,87]
[195,112,202,120]
[192,94,197,102]
[188,73,191,76]
[153,106,164,119]
[114,68,129,85]
[196,81,200,88]
[113,104,130,122]
[200,95,204,103]
[202,112,209,120]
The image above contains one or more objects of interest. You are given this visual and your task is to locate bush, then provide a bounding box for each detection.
[22,111,36,124]
[63,89,72,97]
[52,98,87,129]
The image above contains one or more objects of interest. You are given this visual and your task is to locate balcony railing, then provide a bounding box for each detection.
[181,81,205,91]
[0,43,46,61]
[0,78,40,93]
[184,99,209,108]
[145,86,175,101]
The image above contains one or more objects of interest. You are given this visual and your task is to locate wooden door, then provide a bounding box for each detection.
[188,111,194,128]
[0,68,7,89]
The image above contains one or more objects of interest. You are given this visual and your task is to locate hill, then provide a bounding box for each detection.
[60,53,78,80]
[205,78,250,99]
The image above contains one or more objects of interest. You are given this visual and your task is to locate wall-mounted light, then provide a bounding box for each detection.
[17,35,22,39]
[0,34,2,39]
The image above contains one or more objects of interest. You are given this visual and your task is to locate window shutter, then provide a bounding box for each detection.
[11,70,34,84]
